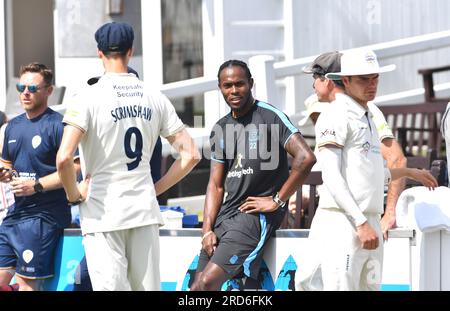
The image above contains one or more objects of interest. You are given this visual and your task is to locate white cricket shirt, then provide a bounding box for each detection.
[64,73,184,234]
[368,102,395,141]
[315,93,385,215]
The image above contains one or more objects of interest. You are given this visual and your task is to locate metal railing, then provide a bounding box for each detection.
[51,30,450,133]
[157,29,450,125]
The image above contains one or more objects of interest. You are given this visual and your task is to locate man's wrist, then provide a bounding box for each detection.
[67,193,84,206]
[272,192,286,209]
[33,179,44,194]
[355,218,368,228]
[201,231,214,241]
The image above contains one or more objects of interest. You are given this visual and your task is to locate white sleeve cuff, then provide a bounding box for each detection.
[353,214,368,227]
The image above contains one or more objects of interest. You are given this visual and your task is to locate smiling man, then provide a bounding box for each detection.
[190,59,316,291]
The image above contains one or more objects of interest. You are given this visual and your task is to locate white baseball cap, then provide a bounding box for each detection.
[298,94,329,126]
[325,49,395,80]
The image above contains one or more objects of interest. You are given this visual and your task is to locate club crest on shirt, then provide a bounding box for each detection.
[32,135,42,149]
[361,141,371,155]
[22,249,34,263]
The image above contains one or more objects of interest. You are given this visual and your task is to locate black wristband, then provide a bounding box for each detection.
[67,194,84,206]
[33,180,44,194]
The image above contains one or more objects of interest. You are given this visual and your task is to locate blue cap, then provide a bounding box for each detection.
[95,22,134,53]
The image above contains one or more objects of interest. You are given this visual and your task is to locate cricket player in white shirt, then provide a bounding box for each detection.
[56,22,200,291]
[300,49,437,290]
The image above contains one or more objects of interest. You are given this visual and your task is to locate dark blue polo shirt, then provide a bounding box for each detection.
[1,108,71,228]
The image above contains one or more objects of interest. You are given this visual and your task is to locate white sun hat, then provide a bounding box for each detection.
[325,49,396,80]
[298,94,329,126]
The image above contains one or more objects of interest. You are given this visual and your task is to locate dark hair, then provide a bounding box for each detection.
[19,62,53,86]
[333,79,345,89]
[102,50,128,58]
[217,59,252,82]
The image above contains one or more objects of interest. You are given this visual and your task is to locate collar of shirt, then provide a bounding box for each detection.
[335,93,373,119]
[102,72,137,79]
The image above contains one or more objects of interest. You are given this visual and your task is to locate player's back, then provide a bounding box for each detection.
[82,73,157,182]
[65,72,181,233]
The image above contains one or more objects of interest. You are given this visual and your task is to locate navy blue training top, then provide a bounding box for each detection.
[1,108,71,228]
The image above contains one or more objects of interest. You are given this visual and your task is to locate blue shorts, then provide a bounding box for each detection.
[0,218,62,279]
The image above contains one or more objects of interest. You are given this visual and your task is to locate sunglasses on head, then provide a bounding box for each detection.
[16,83,47,93]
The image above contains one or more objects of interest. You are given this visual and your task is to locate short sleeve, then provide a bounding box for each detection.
[315,107,347,149]
[275,112,300,148]
[209,122,225,164]
[0,123,7,158]
[1,124,11,164]
[368,102,394,141]
[63,91,90,133]
[156,92,184,138]
[256,101,299,148]
[54,117,65,149]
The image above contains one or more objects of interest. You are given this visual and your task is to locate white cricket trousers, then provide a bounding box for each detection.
[298,208,383,291]
[83,224,160,291]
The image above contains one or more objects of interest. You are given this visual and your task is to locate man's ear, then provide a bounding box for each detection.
[249,77,254,89]
[326,79,335,91]
[341,76,350,88]
[46,85,54,97]
[97,49,103,59]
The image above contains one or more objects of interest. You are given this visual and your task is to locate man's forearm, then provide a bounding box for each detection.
[157,129,201,195]
[56,154,80,201]
[279,133,316,202]
[382,139,407,214]
[56,125,85,201]
[154,154,199,196]
[384,178,405,217]
[39,171,64,192]
[278,156,315,203]
[202,185,223,234]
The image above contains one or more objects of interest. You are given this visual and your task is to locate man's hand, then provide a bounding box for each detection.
[78,174,91,201]
[380,211,396,241]
[409,169,438,190]
[10,178,35,197]
[202,231,218,257]
[0,168,12,183]
[239,196,279,214]
[356,222,380,250]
